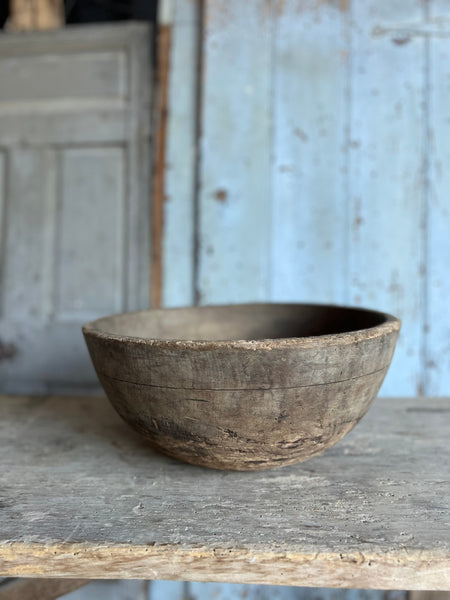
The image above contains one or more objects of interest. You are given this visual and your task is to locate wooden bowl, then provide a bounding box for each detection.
[83,304,400,471]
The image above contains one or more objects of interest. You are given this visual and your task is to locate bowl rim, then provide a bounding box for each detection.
[82,303,401,351]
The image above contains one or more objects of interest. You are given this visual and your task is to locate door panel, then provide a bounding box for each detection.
[0,23,151,394]
[56,146,125,320]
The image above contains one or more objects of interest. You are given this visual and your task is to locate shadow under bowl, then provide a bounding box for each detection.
[83,303,400,471]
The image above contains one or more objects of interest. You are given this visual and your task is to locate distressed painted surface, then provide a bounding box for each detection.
[150,580,186,599]
[187,584,406,600]
[0,579,408,600]
[162,0,450,397]
[61,580,148,599]
[162,0,200,307]
[158,0,450,592]
[0,24,152,394]
[271,0,349,305]
[56,581,412,600]
[1,147,58,322]
[1,3,447,600]
[0,51,126,103]
[426,0,450,395]
[197,0,273,303]
[57,148,125,319]
[0,153,4,269]
[349,0,426,396]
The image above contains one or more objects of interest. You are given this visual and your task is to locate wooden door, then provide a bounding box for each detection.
[162,0,450,398]
[0,23,152,393]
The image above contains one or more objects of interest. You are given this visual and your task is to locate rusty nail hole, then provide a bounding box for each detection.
[214,189,228,203]
[0,341,18,361]
[392,37,410,46]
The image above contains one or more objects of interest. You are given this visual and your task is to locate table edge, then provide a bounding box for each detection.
[1,542,449,590]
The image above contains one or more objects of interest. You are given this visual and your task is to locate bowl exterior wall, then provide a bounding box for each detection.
[84,330,398,389]
[97,366,388,470]
[84,326,399,470]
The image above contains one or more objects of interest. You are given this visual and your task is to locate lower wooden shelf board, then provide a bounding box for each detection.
[0,395,449,589]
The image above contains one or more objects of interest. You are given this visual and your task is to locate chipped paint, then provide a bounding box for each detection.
[299,0,349,13]
[293,127,309,141]
[214,188,228,203]
[168,0,450,400]
[392,36,411,45]
[0,341,18,362]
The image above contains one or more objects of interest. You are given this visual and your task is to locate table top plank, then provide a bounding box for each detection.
[0,395,449,589]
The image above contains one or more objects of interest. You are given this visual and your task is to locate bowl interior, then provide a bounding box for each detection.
[86,304,391,342]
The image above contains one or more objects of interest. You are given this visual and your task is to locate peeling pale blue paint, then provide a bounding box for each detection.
[163,0,450,397]
[158,2,450,598]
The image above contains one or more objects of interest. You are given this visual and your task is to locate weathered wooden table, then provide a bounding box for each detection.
[0,395,449,590]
